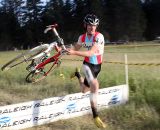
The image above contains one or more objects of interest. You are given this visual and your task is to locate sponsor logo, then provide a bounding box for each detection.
[66,102,76,111]
[0,117,11,124]
[108,95,120,105]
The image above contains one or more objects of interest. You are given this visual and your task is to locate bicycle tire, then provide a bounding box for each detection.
[25,61,60,83]
[25,70,47,83]
[1,44,49,71]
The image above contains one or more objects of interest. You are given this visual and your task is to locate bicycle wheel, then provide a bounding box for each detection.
[1,44,49,71]
[25,60,61,83]
[25,69,47,83]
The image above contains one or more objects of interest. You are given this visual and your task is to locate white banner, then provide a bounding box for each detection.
[0,85,128,130]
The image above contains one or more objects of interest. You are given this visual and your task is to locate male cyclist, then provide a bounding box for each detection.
[67,14,106,128]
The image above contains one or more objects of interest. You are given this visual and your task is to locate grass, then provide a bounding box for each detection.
[0,42,160,130]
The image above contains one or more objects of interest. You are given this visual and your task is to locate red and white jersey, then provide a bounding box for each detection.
[77,32,104,65]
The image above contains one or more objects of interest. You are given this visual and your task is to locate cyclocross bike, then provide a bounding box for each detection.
[1,24,70,83]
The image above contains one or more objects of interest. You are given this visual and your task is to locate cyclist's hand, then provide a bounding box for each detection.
[55,45,62,52]
[66,48,75,55]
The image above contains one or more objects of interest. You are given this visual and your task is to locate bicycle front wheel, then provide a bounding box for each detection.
[1,44,49,71]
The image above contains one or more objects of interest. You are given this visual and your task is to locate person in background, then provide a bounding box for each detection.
[67,14,106,128]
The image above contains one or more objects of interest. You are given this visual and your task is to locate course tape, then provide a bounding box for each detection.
[62,58,160,66]
[104,43,160,48]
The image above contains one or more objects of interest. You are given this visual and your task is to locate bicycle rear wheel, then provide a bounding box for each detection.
[25,60,61,83]
[1,44,49,71]
[25,69,47,83]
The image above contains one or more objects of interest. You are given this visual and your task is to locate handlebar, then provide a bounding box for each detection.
[44,24,66,50]
[44,24,58,34]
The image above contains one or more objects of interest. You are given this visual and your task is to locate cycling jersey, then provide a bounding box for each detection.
[77,32,104,65]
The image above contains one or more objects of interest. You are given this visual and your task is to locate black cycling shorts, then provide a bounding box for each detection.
[82,61,101,87]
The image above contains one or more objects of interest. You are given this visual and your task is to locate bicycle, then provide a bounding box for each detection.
[1,24,70,83]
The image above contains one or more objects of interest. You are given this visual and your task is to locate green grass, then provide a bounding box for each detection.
[0,42,160,130]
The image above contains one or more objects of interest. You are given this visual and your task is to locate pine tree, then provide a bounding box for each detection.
[24,0,43,24]
[44,0,64,25]
[22,0,44,47]
[61,0,75,42]
[62,0,74,30]
[104,0,146,41]
[0,0,23,50]
[72,0,88,32]
[143,0,160,40]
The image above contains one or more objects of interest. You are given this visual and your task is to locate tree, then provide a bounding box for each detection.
[22,0,44,47]
[104,0,146,41]
[61,0,75,42]
[43,0,64,25]
[40,0,65,43]
[62,0,74,30]
[0,0,23,50]
[72,0,88,32]
[143,0,160,40]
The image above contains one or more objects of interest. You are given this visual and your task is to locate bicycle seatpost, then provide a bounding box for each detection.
[51,24,66,50]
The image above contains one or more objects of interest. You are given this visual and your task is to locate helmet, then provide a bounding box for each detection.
[83,14,99,26]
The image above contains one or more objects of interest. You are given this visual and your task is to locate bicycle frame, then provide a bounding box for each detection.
[34,23,68,76]
[35,49,66,76]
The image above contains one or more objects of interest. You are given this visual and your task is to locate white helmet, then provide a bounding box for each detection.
[83,14,99,26]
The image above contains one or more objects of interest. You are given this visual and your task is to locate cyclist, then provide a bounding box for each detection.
[67,14,106,128]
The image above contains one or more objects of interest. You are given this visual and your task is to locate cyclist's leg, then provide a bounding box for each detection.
[82,64,99,117]
[89,79,99,117]
[73,63,98,93]
[71,63,99,96]
[78,77,90,93]
[70,67,90,93]
[82,63,106,128]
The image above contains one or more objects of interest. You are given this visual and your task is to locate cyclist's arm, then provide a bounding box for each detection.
[72,43,82,51]
[71,35,82,51]
[68,43,98,57]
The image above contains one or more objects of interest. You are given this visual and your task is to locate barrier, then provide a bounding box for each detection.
[0,85,128,130]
